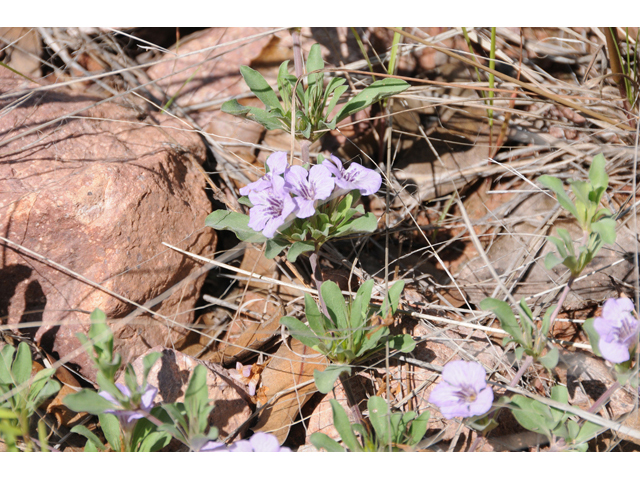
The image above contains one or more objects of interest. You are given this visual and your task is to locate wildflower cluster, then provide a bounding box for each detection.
[206,152,382,262]
[240,151,381,239]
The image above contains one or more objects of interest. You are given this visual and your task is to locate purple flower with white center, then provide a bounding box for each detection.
[99,383,157,429]
[284,164,335,218]
[593,297,640,364]
[247,175,297,238]
[239,151,289,196]
[429,360,494,419]
[228,432,291,452]
[323,154,382,196]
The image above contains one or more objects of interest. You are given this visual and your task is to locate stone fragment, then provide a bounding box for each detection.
[0,69,215,380]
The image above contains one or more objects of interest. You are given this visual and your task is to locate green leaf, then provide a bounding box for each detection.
[142,352,162,385]
[570,181,591,212]
[239,65,282,111]
[335,78,410,124]
[480,298,525,346]
[574,420,603,445]
[280,316,325,352]
[540,305,555,337]
[306,44,324,91]
[184,365,209,432]
[388,334,416,353]
[314,365,351,394]
[84,440,99,452]
[309,432,346,452]
[304,293,327,337]
[380,280,405,318]
[509,396,550,436]
[544,252,565,271]
[407,411,430,447]
[588,154,608,191]
[0,344,16,385]
[27,375,60,413]
[368,396,390,445]
[12,342,32,387]
[582,317,602,357]
[591,217,617,245]
[321,281,349,333]
[205,210,267,243]
[71,425,107,451]
[538,175,579,220]
[539,348,559,371]
[334,212,378,236]
[329,398,362,452]
[139,431,172,452]
[265,235,290,259]
[63,389,118,415]
[237,195,253,207]
[556,228,576,257]
[287,241,316,262]
[98,413,122,452]
[324,83,348,118]
[220,99,285,131]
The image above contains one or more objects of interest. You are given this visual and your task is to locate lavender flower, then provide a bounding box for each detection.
[228,432,291,452]
[99,383,157,429]
[284,164,335,218]
[323,154,382,196]
[197,439,227,452]
[247,175,297,238]
[429,360,493,419]
[239,151,289,196]
[593,297,640,364]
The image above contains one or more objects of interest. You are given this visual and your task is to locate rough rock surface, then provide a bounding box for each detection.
[119,346,252,437]
[0,70,215,380]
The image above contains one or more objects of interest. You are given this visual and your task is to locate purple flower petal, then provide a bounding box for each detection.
[593,297,639,364]
[140,385,158,410]
[247,175,297,238]
[324,155,381,196]
[239,151,290,196]
[429,360,493,419]
[227,432,290,452]
[199,440,228,452]
[284,164,335,219]
[249,432,281,452]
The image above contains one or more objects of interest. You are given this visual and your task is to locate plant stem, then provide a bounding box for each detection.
[509,354,534,388]
[587,380,620,414]
[309,250,328,318]
[290,28,311,165]
[549,277,574,326]
[338,371,368,432]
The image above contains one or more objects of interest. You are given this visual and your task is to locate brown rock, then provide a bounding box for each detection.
[146,28,275,164]
[0,70,215,380]
[119,346,252,437]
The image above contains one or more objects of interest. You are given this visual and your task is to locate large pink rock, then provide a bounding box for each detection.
[0,70,215,380]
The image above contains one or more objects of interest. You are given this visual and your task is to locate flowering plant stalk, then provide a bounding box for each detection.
[62,309,220,452]
[221,43,409,145]
[280,278,416,394]
[206,152,381,263]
